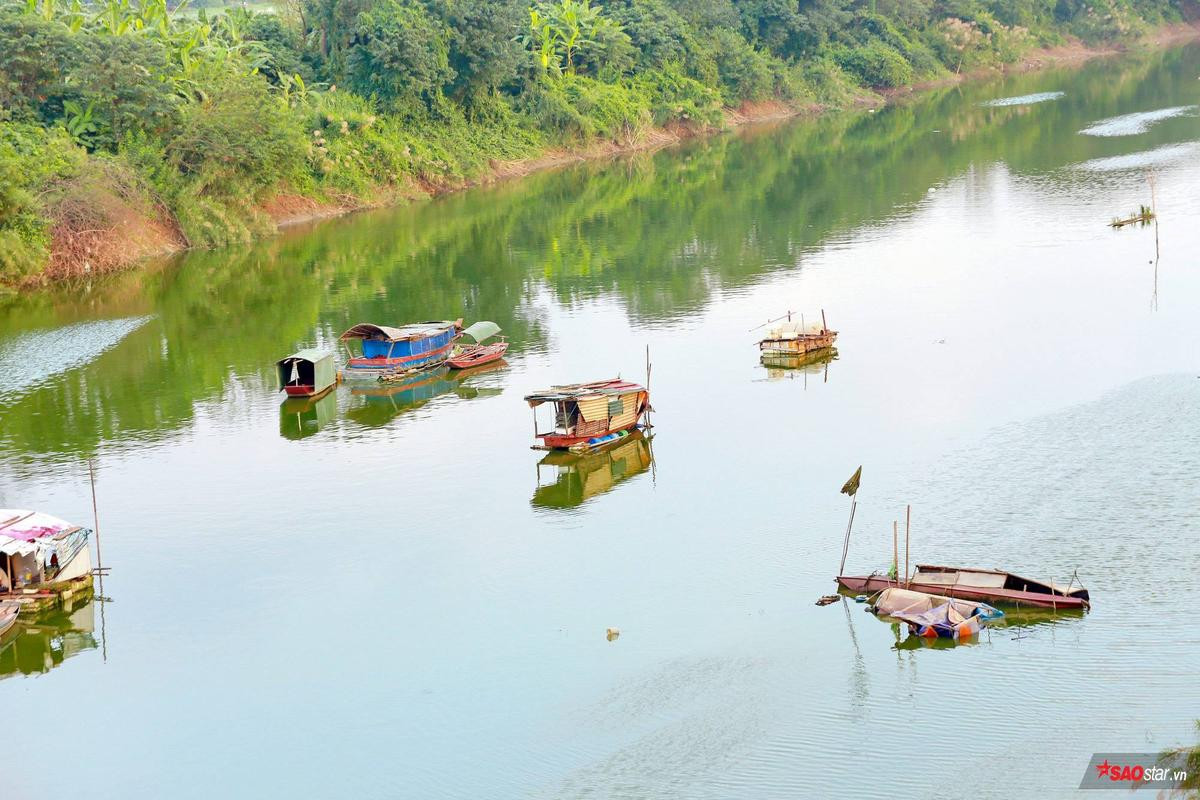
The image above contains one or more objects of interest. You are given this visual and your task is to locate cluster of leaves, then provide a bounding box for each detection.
[0,0,1184,283]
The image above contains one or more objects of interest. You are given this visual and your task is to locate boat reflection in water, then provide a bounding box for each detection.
[346,361,505,428]
[279,390,338,440]
[532,430,653,509]
[761,347,837,383]
[0,597,98,680]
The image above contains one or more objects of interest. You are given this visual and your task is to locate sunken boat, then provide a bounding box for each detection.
[525,379,651,451]
[339,321,462,381]
[838,564,1090,610]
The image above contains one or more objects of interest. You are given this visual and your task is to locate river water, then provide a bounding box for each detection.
[2,45,1199,799]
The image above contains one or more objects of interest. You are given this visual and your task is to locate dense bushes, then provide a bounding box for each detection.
[0,0,1183,284]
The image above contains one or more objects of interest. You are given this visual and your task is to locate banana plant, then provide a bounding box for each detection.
[62,99,100,148]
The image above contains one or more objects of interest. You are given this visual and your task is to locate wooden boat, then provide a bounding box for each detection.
[339,320,462,380]
[277,349,336,397]
[524,378,650,450]
[758,311,837,362]
[838,564,1090,609]
[447,321,508,370]
[0,601,18,638]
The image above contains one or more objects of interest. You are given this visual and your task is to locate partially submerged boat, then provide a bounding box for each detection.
[758,312,837,363]
[1,510,94,615]
[277,349,337,397]
[838,564,1090,609]
[524,379,650,451]
[447,321,508,370]
[339,321,462,380]
[870,587,1002,639]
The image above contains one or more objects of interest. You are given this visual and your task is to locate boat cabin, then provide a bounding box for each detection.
[524,379,650,451]
[277,349,336,397]
[0,510,93,595]
[340,321,462,379]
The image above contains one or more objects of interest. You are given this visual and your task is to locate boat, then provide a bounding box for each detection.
[870,587,1002,639]
[758,311,837,363]
[0,601,18,638]
[524,378,651,451]
[1,510,94,615]
[837,564,1090,609]
[447,321,508,370]
[277,349,337,397]
[339,320,462,380]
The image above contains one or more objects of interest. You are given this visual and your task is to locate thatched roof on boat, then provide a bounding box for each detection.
[524,378,646,407]
[339,321,460,342]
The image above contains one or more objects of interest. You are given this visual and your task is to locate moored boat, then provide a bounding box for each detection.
[0,600,18,638]
[524,379,650,450]
[339,320,462,380]
[758,311,837,362]
[447,321,508,370]
[1,510,94,615]
[838,564,1090,609]
[277,349,337,397]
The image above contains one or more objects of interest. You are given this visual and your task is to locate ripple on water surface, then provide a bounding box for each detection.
[1079,105,1198,136]
[0,315,153,401]
[1076,140,1200,171]
[980,90,1065,107]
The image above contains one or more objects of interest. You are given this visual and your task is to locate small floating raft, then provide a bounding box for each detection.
[758,311,837,362]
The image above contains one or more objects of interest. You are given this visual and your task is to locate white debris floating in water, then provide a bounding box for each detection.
[1079,105,1198,137]
[980,91,1065,108]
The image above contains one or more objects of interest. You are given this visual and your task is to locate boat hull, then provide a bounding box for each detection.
[837,575,1089,609]
[759,330,838,357]
[448,342,508,369]
[541,423,641,450]
[0,601,18,637]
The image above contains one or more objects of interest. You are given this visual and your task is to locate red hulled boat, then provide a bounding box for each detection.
[524,378,650,450]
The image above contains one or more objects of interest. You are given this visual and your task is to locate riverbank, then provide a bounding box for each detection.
[8,20,1198,292]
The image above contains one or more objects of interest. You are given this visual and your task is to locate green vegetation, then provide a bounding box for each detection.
[0,0,1184,286]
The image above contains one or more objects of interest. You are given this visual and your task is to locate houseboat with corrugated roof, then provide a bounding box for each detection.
[339,320,462,380]
[524,378,650,451]
[1,510,94,617]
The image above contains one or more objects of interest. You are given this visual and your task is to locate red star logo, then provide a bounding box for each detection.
[1096,759,1111,778]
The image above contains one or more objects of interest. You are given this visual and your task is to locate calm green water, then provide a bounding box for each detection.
[2,46,1200,799]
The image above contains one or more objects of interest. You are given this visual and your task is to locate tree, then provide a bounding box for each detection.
[426,0,526,97]
[525,0,632,77]
[346,0,453,110]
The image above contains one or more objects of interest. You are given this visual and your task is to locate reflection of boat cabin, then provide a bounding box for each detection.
[0,510,93,596]
[277,349,336,397]
[524,379,650,450]
[339,321,462,378]
[533,431,653,508]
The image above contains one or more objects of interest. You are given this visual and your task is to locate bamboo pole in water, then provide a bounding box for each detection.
[892,521,898,584]
[904,505,911,588]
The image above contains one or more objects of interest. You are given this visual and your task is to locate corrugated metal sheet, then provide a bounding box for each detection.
[577,396,609,422]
